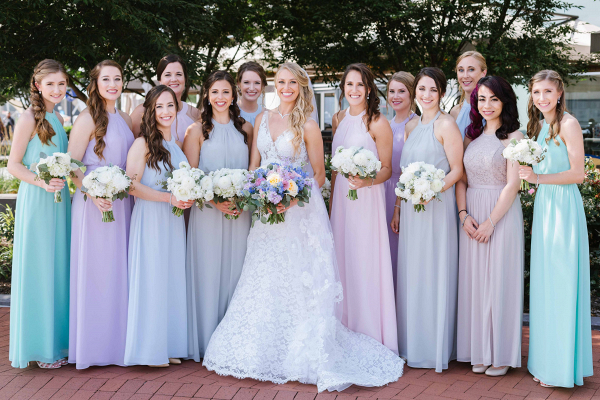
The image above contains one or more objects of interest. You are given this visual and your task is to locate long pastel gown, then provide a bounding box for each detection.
[455,101,471,139]
[186,119,251,361]
[9,112,70,368]
[384,114,414,289]
[203,112,404,392]
[124,135,188,366]
[527,119,593,387]
[69,111,134,369]
[330,110,398,354]
[396,111,458,372]
[173,101,197,142]
[239,105,262,127]
[457,132,524,368]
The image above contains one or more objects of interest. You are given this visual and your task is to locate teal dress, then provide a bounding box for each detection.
[528,118,593,387]
[9,112,71,368]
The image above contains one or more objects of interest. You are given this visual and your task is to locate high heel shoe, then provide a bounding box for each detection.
[485,366,509,376]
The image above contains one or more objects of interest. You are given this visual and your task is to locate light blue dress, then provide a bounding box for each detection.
[528,118,593,387]
[125,135,188,365]
[10,112,71,368]
[186,119,251,361]
[455,102,471,139]
[239,105,262,127]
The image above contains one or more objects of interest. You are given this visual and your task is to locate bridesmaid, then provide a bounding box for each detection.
[184,71,253,361]
[236,61,267,127]
[125,85,194,367]
[392,67,463,372]
[520,70,593,388]
[385,71,416,289]
[329,63,398,353]
[449,51,487,138]
[456,76,524,376]
[68,60,134,369]
[8,59,70,369]
[131,54,200,140]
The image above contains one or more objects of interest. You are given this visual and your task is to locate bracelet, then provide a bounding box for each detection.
[461,213,469,226]
[458,209,467,216]
[488,216,496,229]
[394,205,401,209]
[368,177,374,189]
[536,173,539,187]
[169,193,173,206]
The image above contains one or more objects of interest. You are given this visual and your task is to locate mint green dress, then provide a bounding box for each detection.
[528,118,593,387]
[9,112,71,368]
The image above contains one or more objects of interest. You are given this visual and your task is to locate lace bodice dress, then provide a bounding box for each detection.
[202,111,404,392]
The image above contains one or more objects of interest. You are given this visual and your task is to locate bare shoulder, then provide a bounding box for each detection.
[242,121,253,135]
[188,104,201,120]
[508,130,525,141]
[54,111,64,125]
[334,109,347,125]
[437,113,459,128]
[449,103,461,119]
[254,110,267,127]
[370,113,391,130]
[131,104,145,117]
[303,118,321,139]
[561,114,581,133]
[186,120,203,137]
[19,108,36,125]
[118,110,133,128]
[130,136,149,154]
[405,116,419,134]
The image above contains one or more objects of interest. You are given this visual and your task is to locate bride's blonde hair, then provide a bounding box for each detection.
[275,63,314,155]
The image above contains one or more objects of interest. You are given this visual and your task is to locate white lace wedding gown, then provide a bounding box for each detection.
[202,113,404,392]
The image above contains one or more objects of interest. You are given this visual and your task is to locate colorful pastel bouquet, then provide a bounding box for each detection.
[242,163,312,226]
[81,165,133,222]
[31,151,85,203]
[209,168,249,220]
[160,161,213,217]
[502,138,546,190]
[330,146,381,200]
[395,161,446,213]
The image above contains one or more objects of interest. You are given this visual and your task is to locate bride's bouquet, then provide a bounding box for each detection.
[243,163,312,226]
[209,168,249,220]
[330,146,381,200]
[81,165,132,222]
[160,161,213,217]
[31,151,85,203]
[502,138,546,190]
[395,161,446,213]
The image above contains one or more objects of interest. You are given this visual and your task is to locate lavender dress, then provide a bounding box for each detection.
[69,111,135,369]
[384,114,414,289]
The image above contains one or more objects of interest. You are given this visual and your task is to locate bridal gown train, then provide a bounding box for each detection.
[203,112,404,392]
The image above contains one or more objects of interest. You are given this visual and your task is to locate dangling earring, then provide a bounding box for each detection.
[208,100,211,106]
[557,98,561,104]
[231,100,234,106]
[367,93,370,99]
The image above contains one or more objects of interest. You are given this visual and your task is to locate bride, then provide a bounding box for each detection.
[202,62,404,392]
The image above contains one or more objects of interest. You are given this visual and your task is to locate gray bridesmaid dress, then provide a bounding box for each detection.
[396,111,459,372]
[186,119,251,361]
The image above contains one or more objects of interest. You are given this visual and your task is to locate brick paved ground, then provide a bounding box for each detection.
[1,307,599,400]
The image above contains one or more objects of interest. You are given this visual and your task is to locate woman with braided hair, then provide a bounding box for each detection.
[8,59,71,369]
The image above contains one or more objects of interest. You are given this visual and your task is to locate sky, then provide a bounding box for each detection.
[565,0,600,27]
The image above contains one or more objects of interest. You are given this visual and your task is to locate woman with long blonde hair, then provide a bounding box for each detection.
[520,70,592,388]
[450,51,487,138]
[8,59,71,369]
[202,62,404,391]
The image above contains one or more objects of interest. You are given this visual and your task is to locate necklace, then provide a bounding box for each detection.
[277,107,291,119]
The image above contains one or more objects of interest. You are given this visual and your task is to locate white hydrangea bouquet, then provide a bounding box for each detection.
[160,161,213,217]
[81,165,133,222]
[330,146,381,200]
[209,168,249,220]
[395,161,446,213]
[502,138,546,190]
[31,151,85,203]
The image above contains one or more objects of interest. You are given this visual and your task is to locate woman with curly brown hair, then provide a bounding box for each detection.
[67,60,135,369]
[183,70,253,361]
[124,85,194,367]
[8,59,71,369]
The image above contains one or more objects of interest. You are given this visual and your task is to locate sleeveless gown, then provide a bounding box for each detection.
[527,119,593,387]
[10,112,70,368]
[186,119,251,361]
[69,111,134,369]
[456,133,524,368]
[173,101,197,142]
[396,111,458,372]
[124,135,188,365]
[384,114,414,289]
[456,102,471,139]
[239,105,262,127]
[330,110,398,353]
[203,111,404,392]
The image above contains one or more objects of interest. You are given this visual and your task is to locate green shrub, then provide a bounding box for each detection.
[0,175,20,194]
[0,205,14,282]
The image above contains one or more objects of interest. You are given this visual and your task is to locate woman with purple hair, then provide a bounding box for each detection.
[456,76,524,377]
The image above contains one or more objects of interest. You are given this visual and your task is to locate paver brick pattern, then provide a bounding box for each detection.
[0,308,599,400]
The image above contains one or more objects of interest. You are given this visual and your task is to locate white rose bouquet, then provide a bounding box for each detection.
[160,161,213,217]
[209,168,249,220]
[502,138,546,190]
[395,161,446,213]
[330,146,381,200]
[81,165,133,222]
[31,151,85,203]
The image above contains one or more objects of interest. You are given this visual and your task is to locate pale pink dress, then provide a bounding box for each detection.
[172,102,197,142]
[330,110,398,354]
